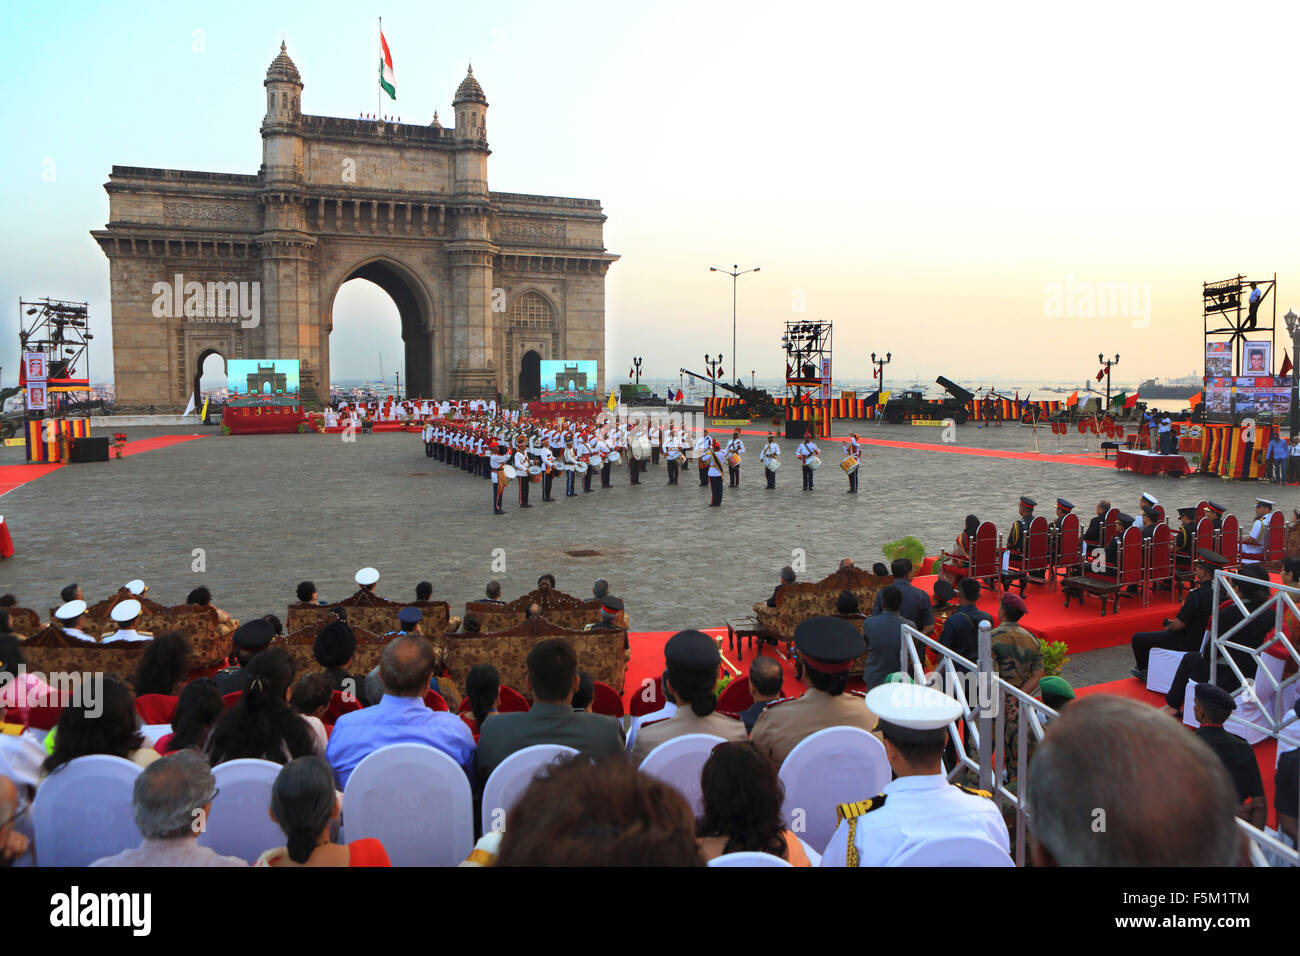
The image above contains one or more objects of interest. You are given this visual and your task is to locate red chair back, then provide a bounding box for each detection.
[499,687,530,713]
[1117,527,1144,585]
[627,676,664,717]
[25,702,63,731]
[1146,524,1173,590]
[1219,514,1240,567]
[591,681,625,718]
[134,693,179,725]
[1054,513,1081,573]
[1022,516,1050,575]
[716,677,755,715]
[423,689,449,712]
[1265,511,1286,563]
[1195,500,1209,523]
[1101,508,1120,548]
[324,689,362,724]
[221,691,242,711]
[1195,517,1214,555]
[969,522,998,578]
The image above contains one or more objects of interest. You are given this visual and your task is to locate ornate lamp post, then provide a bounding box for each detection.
[871,351,892,396]
[704,354,724,398]
[1099,353,1120,409]
[1285,310,1299,442]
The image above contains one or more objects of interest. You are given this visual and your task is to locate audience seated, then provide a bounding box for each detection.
[495,756,701,867]
[185,586,238,640]
[326,635,475,788]
[214,618,277,695]
[44,676,159,778]
[157,678,222,755]
[205,647,319,766]
[862,586,906,691]
[0,774,28,865]
[90,751,247,867]
[256,756,391,868]
[630,630,746,766]
[131,632,191,697]
[462,663,500,735]
[312,620,366,704]
[482,581,505,604]
[739,656,784,734]
[871,558,935,635]
[290,674,333,754]
[475,638,623,787]
[0,634,53,725]
[696,741,811,865]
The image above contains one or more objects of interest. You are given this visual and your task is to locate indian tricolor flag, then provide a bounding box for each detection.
[379,27,396,100]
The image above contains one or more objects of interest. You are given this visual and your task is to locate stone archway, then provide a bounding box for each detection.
[327,257,435,398]
[519,350,541,401]
[192,349,226,413]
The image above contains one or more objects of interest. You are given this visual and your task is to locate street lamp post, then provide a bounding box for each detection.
[1099,353,1120,409]
[631,356,642,385]
[710,264,760,384]
[395,371,401,401]
[1285,310,1299,442]
[871,351,892,397]
[704,354,723,398]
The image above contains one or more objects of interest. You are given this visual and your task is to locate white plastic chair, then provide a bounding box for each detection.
[1145,647,1185,695]
[1225,656,1287,745]
[887,834,1014,867]
[481,744,578,834]
[708,851,794,867]
[33,755,142,866]
[637,733,726,817]
[197,758,284,864]
[341,743,473,867]
[778,726,891,854]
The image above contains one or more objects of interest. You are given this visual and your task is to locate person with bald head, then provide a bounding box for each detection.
[325,635,475,787]
[1027,695,1245,866]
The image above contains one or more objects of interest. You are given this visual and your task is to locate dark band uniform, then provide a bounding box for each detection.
[630,630,746,766]
[819,682,1010,867]
[1174,507,1197,567]
[1192,683,1266,807]
[751,617,879,768]
[213,618,276,695]
[1130,566,1212,671]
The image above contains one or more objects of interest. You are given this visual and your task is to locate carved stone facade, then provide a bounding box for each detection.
[92,44,617,407]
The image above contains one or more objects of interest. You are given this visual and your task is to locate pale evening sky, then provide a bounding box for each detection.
[2,0,1298,392]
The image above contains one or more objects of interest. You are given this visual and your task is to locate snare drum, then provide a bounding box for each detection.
[840,456,859,474]
[764,458,780,472]
[806,456,822,471]
[727,453,742,468]
[608,451,622,464]
[528,465,543,483]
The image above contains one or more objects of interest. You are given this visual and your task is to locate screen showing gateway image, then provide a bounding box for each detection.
[539,360,599,401]
[228,359,300,396]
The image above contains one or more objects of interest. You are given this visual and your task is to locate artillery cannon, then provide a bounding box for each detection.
[883,376,972,424]
[679,368,783,419]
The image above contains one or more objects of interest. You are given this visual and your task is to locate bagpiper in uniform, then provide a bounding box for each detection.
[819,682,1010,867]
[751,616,878,768]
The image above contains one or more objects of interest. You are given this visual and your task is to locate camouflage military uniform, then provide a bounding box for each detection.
[989,621,1043,780]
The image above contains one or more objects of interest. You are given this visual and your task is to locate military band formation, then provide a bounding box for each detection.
[417,408,869,513]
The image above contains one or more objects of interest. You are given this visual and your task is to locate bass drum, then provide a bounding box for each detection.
[502,464,518,481]
[576,460,590,474]
[635,437,652,459]
[765,458,780,472]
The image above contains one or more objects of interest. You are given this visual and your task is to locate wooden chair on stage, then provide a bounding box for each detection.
[941,521,1001,592]
[1175,517,1214,599]
[1003,516,1050,596]
[1062,526,1143,616]
[1143,524,1174,606]
[1048,513,1082,592]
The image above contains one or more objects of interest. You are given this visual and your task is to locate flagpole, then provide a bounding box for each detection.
[377,17,382,121]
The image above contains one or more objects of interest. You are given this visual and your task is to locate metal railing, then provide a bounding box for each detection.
[899,593,1300,867]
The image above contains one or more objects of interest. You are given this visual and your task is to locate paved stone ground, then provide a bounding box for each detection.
[0,417,1289,689]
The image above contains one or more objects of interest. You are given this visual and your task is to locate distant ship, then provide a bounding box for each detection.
[1136,377,1200,401]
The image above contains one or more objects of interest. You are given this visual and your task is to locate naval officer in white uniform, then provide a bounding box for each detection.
[819,681,1011,867]
[54,600,96,642]
[102,599,153,644]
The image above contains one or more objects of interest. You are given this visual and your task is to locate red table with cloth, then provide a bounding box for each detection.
[1114,448,1191,476]
[223,403,307,435]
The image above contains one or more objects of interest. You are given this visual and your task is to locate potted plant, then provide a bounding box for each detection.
[112,432,127,459]
[881,536,926,568]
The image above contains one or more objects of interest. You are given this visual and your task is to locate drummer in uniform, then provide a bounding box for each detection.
[102,599,153,644]
[759,433,781,489]
[576,431,593,493]
[796,435,820,491]
[842,433,861,494]
[819,682,1010,867]
[595,431,613,488]
[629,629,747,766]
[664,426,682,486]
[649,422,662,466]
[751,616,878,768]
[489,442,511,515]
[514,437,532,508]
[706,439,726,506]
[54,600,95,641]
[539,441,557,502]
[694,430,712,486]
[725,429,746,488]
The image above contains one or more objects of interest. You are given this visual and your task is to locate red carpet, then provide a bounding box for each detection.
[0,463,64,497]
[1077,677,1284,830]
[120,434,206,456]
[910,573,1179,654]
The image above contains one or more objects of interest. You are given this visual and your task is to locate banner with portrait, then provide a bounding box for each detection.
[1243,341,1271,377]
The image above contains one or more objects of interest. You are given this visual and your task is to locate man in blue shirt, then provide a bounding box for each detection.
[326,635,475,788]
[863,586,907,689]
[1266,430,1289,485]
[871,558,935,635]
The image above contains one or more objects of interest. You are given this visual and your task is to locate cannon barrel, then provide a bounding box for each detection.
[935,376,975,404]
[679,367,746,397]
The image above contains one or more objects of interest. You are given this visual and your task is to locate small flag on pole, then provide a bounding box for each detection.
[607,390,617,410]
[1187,391,1202,408]
[1110,391,1126,407]
[1096,367,1106,382]
[1124,393,1139,409]
[379,25,396,100]
[1066,390,1079,407]
[1280,350,1293,378]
